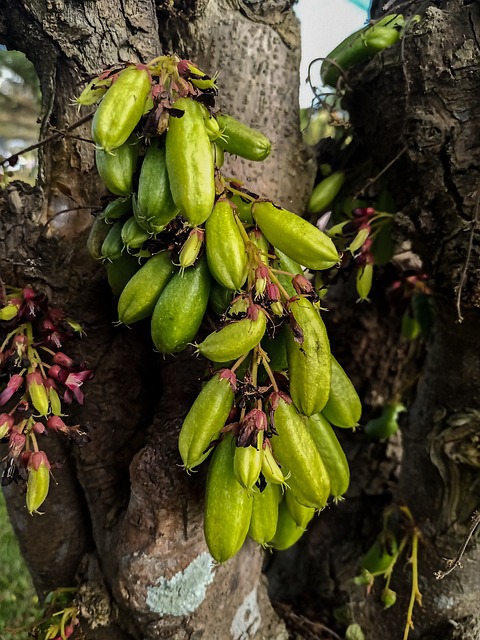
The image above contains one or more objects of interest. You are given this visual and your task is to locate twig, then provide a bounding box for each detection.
[434,510,480,580]
[354,145,407,199]
[403,527,422,640]
[455,183,480,323]
[0,113,94,168]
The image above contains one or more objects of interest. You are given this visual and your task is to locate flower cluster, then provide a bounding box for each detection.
[0,285,93,514]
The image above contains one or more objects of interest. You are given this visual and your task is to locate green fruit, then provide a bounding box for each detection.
[270,393,330,509]
[166,97,215,226]
[204,435,253,562]
[285,489,316,529]
[92,66,151,152]
[321,15,405,87]
[307,171,345,214]
[151,255,211,353]
[308,413,350,499]
[121,216,150,251]
[196,308,267,362]
[106,253,141,297]
[270,499,306,551]
[117,251,175,324]
[95,135,138,196]
[322,356,362,428]
[87,216,112,260]
[248,482,281,546]
[253,201,339,271]
[216,114,271,162]
[205,200,248,291]
[134,143,178,233]
[100,220,124,262]
[100,196,132,221]
[178,370,236,470]
[286,297,331,416]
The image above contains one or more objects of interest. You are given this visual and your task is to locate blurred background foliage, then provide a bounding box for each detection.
[0,47,41,184]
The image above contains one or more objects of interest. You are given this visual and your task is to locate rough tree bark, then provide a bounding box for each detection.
[1,0,480,639]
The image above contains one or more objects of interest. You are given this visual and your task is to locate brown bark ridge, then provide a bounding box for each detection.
[0,1,313,639]
[340,0,480,637]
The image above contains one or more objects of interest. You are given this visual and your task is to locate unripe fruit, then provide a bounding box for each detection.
[92,66,151,152]
[205,200,248,291]
[179,370,236,470]
[253,202,339,271]
[286,297,331,416]
[322,356,362,428]
[204,435,253,562]
[151,256,211,353]
[117,252,175,324]
[166,97,215,226]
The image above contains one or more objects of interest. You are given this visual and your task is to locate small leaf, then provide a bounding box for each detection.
[345,623,366,640]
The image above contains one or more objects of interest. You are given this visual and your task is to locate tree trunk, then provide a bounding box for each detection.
[0,1,312,638]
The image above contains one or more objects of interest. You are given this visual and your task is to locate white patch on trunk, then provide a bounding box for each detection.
[146,552,215,616]
[230,588,261,639]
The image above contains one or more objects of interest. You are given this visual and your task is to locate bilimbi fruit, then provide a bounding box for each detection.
[80,53,363,563]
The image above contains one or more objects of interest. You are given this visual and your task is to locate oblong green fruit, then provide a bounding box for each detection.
[204,435,253,562]
[209,281,233,315]
[286,297,331,416]
[100,197,132,222]
[321,14,405,87]
[308,413,350,499]
[270,499,306,551]
[178,370,236,470]
[117,251,175,324]
[270,394,330,509]
[196,308,267,362]
[248,482,281,546]
[261,329,288,372]
[134,143,178,233]
[307,171,345,214]
[121,216,150,251]
[151,255,211,353]
[107,252,141,297]
[322,356,362,428]
[253,201,339,271]
[87,216,112,260]
[248,228,270,265]
[234,434,263,493]
[205,200,247,291]
[285,489,316,529]
[92,66,151,152]
[95,135,138,196]
[101,220,124,262]
[166,97,215,226]
[216,114,271,162]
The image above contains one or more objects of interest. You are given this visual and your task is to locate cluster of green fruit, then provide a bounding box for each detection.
[82,55,361,562]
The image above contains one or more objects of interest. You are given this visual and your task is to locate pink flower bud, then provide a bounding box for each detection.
[52,352,76,370]
[28,450,51,471]
[292,274,314,296]
[32,421,47,435]
[0,374,24,406]
[47,416,68,433]
[9,431,26,457]
[48,365,68,384]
